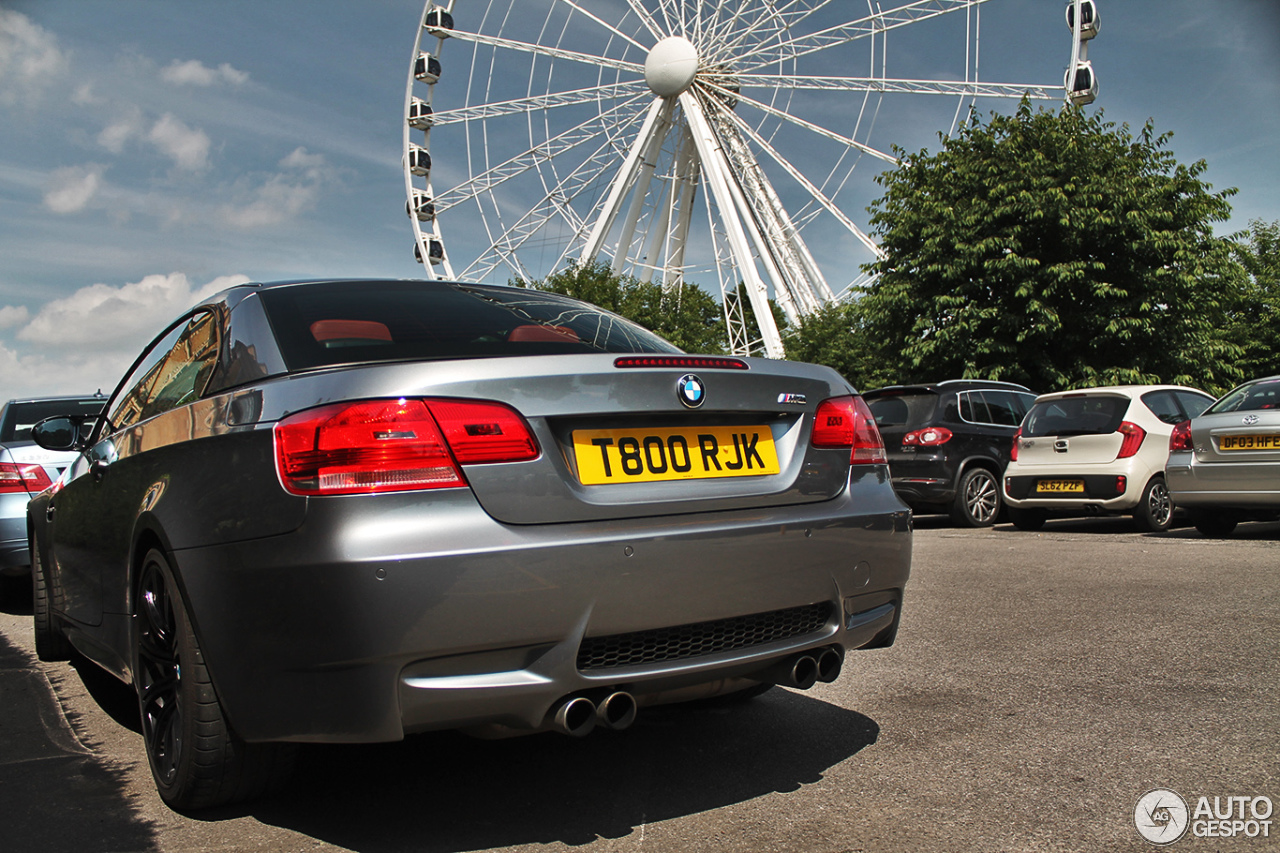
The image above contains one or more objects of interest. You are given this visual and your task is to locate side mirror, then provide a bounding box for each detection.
[32,415,97,452]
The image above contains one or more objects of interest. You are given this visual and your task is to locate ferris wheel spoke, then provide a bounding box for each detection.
[740,74,1056,100]
[621,0,665,41]
[445,28,644,75]
[716,83,898,165]
[736,0,990,71]
[553,0,650,52]
[724,107,885,260]
[430,81,646,126]
[435,94,649,213]
[461,136,630,281]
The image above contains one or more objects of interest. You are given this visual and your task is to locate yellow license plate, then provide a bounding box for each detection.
[1219,434,1280,451]
[573,425,780,485]
[1036,479,1085,494]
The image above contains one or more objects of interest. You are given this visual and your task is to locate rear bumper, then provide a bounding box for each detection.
[1167,453,1280,510]
[0,493,31,575]
[172,471,911,743]
[1003,458,1155,513]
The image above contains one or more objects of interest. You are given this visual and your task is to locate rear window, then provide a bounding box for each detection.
[866,392,938,429]
[1022,395,1129,438]
[0,399,105,443]
[1205,378,1280,414]
[259,280,681,371]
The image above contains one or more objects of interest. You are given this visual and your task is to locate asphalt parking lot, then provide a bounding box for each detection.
[1,515,1277,853]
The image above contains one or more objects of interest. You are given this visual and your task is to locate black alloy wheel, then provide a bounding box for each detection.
[1133,477,1173,532]
[133,548,295,810]
[951,467,1001,528]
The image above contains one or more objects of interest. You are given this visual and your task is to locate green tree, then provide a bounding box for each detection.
[521,260,726,353]
[1227,219,1280,382]
[857,101,1245,394]
[784,300,888,390]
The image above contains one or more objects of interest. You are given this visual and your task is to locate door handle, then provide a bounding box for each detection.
[46,504,55,522]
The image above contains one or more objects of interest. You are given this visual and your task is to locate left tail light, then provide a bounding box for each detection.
[274,398,539,496]
[1010,427,1023,461]
[812,396,887,465]
[1169,420,1193,452]
[1116,421,1146,459]
[0,463,53,495]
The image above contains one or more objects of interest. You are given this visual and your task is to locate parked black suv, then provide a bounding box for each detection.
[863,380,1036,527]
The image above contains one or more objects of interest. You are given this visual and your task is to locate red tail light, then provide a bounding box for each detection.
[0,463,53,495]
[274,398,538,496]
[813,396,887,465]
[1169,420,1193,452]
[1010,427,1022,462]
[902,426,953,447]
[1116,421,1146,459]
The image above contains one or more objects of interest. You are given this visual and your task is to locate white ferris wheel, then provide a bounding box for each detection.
[403,1,1100,358]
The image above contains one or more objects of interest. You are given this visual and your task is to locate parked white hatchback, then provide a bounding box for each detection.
[1002,385,1214,531]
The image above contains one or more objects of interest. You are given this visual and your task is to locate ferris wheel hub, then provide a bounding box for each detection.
[645,36,699,98]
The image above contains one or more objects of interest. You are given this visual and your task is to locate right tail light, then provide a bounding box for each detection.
[0,463,53,495]
[813,396,887,465]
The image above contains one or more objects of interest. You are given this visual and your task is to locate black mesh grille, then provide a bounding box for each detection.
[576,602,831,671]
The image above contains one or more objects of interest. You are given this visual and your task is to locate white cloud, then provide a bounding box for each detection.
[0,306,29,329]
[219,151,333,229]
[43,165,106,214]
[0,274,251,403]
[18,273,249,348]
[160,59,249,87]
[98,107,145,153]
[0,10,69,106]
[147,113,211,171]
[280,146,326,171]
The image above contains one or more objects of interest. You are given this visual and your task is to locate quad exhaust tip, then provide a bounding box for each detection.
[596,691,638,731]
[553,696,598,737]
[551,690,638,737]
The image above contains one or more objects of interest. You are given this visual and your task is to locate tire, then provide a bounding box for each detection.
[1132,477,1173,532]
[950,467,1001,528]
[133,548,295,810]
[1006,506,1047,532]
[1191,510,1238,539]
[33,542,72,661]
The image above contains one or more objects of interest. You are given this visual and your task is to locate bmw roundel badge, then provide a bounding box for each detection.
[677,374,705,408]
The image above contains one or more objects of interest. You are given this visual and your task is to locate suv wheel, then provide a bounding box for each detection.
[1133,477,1173,532]
[1006,506,1047,531]
[950,468,1001,527]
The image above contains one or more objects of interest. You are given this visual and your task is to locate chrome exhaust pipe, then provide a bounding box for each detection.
[596,691,637,731]
[789,655,819,690]
[756,653,822,689]
[816,647,843,683]
[552,696,597,737]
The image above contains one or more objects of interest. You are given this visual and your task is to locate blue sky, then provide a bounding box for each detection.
[0,0,1276,402]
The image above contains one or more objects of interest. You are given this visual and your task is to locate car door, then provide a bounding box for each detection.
[49,313,218,626]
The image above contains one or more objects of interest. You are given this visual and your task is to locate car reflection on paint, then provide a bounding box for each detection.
[28,278,911,810]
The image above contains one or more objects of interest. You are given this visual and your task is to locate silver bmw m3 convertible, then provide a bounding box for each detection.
[28,278,911,809]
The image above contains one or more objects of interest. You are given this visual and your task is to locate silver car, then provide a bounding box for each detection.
[28,279,912,810]
[1166,375,1280,537]
[0,395,104,589]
